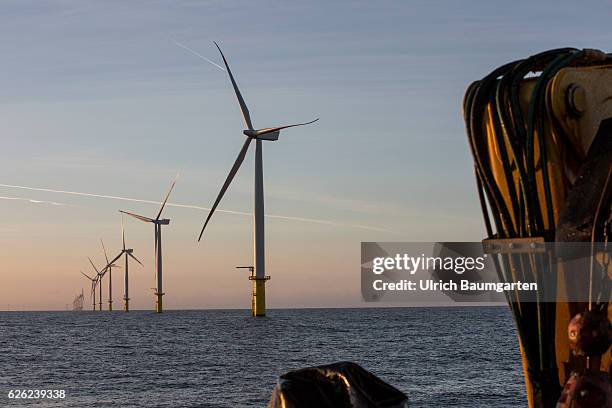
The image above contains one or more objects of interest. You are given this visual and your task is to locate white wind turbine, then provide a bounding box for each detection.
[87,257,105,311]
[80,271,99,311]
[100,239,121,311]
[104,215,143,312]
[197,42,318,317]
[120,177,177,313]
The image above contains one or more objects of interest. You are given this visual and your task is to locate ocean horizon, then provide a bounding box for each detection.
[0,304,510,312]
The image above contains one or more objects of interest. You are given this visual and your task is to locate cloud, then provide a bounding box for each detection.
[0,195,75,207]
[0,183,399,233]
[174,41,226,72]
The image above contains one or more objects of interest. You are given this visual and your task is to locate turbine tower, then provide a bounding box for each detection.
[121,177,176,313]
[80,271,98,311]
[198,42,318,317]
[100,239,120,311]
[104,215,143,312]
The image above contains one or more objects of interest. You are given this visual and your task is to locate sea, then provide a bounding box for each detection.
[0,307,526,407]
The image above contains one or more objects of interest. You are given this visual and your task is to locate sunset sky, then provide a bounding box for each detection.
[1,1,610,310]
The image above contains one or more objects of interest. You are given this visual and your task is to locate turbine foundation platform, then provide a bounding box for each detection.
[249,276,270,317]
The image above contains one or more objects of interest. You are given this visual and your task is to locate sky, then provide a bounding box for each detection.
[1,0,611,310]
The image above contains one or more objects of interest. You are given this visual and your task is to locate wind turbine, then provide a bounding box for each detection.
[80,271,98,311]
[120,177,176,313]
[104,215,143,312]
[100,239,121,311]
[197,42,318,317]
[88,257,105,311]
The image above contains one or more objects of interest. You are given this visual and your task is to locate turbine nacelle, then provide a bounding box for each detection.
[243,129,280,141]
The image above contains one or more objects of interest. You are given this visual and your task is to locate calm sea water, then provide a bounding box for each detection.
[0,307,526,407]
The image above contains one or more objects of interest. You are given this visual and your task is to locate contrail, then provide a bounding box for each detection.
[0,195,75,207]
[175,41,226,72]
[0,184,398,233]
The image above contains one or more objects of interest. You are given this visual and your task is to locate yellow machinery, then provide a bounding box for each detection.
[464,48,611,407]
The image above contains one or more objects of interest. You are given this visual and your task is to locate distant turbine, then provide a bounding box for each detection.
[198,42,318,317]
[80,271,99,311]
[88,257,105,311]
[100,239,121,311]
[104,215,143,312]
[121,177,177,313]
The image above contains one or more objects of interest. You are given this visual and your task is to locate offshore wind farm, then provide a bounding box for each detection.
[4,2,606,407]
[65,43,319,316]
[1,25,422,314]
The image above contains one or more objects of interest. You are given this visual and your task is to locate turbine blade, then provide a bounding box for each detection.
[156,175,178,221]
[88,257,100,274]
[255,118,319,136]
[128,252,144,266]
[80,271,94,281]
[214,41,254,130]
[120,210,154,223]
[101,239,110,264]
[121,214,126,251]
[198,137,253,241]
[108,252,123,268]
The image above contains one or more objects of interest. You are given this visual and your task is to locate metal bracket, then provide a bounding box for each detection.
[249,276,271,281]
[483,237,546,254]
